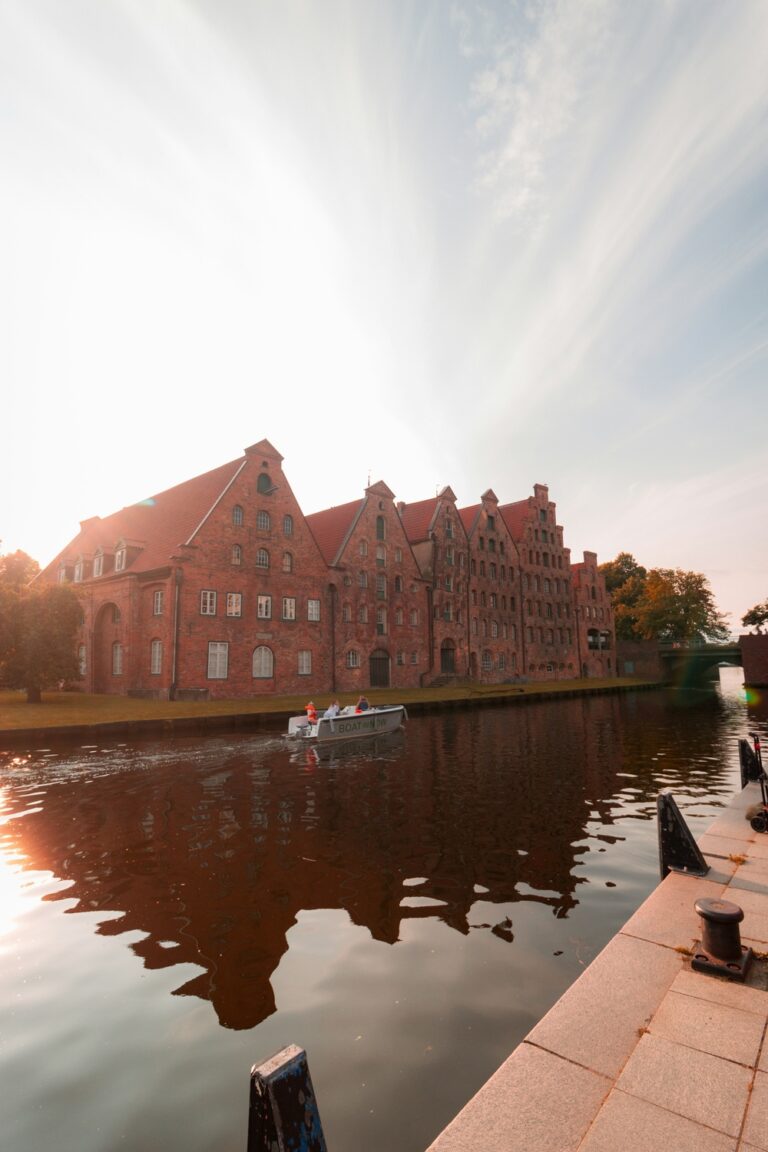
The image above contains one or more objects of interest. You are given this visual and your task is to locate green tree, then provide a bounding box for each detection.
[0,584,81,702]
[742,601,768,633]
[0,549,40,589]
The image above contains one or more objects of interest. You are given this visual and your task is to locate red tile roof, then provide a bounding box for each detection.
[42,457,247,578]
[459,504,480,536]
[398,497,438,543]
[305,500,362,565]
[499,500,531,540]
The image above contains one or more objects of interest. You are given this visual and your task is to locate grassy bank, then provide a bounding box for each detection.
[0,677,661,737]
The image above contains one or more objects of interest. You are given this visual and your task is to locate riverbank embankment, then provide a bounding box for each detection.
[0,677,661,746]
[426,782,768,1151]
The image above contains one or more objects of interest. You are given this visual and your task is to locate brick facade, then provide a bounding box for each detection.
[740,634,768,686]
[41,442,616,698]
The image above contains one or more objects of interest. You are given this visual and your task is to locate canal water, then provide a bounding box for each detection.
[1,677,765,1152]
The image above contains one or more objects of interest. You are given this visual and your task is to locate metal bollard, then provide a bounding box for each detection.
[691,897,753,982]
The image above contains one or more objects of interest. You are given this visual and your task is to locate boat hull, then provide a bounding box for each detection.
[286,705,406,743]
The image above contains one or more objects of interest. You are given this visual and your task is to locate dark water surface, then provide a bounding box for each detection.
[1,678,766,1152]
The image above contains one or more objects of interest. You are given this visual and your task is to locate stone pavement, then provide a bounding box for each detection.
[426,782,768,1152]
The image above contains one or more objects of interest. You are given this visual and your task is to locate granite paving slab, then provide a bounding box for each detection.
[742,1070,768,1150]
[647,989,764,1066]
[578,1088,737,1152]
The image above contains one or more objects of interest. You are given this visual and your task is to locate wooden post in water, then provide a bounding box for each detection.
[247,1044,328,1152]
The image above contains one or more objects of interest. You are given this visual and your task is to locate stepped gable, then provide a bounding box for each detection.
[42,456,247,578]
[305,499,363,566]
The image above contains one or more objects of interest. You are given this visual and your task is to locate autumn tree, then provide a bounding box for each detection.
[600,554,729,645]
[0,583,81,702]
[598,553,648,640]
[742,601,768,633]
[0,549,40,589]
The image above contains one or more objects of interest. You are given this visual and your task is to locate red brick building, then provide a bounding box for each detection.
[41,442,615,697]
[500,484,580,679]
[571,551,616,677]
[397,487,471,680]
[459,490,524,681]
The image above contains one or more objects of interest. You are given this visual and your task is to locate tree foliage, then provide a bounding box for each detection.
[742,600,768,633]
[0,583,82,702]
[0,549,40,589]
[599,554,729,645]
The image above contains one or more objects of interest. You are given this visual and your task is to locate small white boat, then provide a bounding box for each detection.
[285,704,407,744]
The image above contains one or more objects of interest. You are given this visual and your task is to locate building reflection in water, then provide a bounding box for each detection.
[0,690,749,1031]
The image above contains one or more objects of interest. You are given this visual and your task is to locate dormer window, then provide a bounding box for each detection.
[73,558,84,583]
[115,545,126,572]
[93,551,104,578]
[58,564,68,584]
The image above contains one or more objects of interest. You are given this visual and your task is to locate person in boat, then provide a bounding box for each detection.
[355,694,370,712]
[305,701,317,724]
[323,699,340,718]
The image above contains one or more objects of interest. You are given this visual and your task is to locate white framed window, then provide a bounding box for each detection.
[226,593,242,617]
[153,590,164,616]
[482,650,493,672]
[359,539,368,556]
[396,651,405,665]
[276,596,293,621]
[376,545,386,566]
[283,514,293,536]
[298,650,312,676]
[150,639,163,675]
[491,620,499,638]
[342,603,352,623]
[115,546,126,572]
[376,573,386,599]
[445,575,453,591]
[307,599,320,621]
[358,571,368,588]
[376,607,387,635]
[253,645,274,678]
[282,552,293,573]
[232,505,243,526]
[346,649,360,669]
[207,641,229,679]
[409,609,419,626]
[112,642,123,675]
[73,559,84,583]
[200,590,217,615]
[256,548,269,569]
[58,565,68,583]
[232,544,242,566]
[257,595,272,619]
[78,644,86,676]
[93,551,104,577]
[257,510,271,531]
[410,651,418,664]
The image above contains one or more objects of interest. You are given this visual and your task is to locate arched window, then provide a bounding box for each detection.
[252,646,274,678]
[78,645,86,676]
[150,639,163,675]
[346,649,360,669]
[232,544,242,565]
[376,516,385,541]
[257,473,273,494]
[232,505,244,526]
[256,548,269,569]
[112,642,123,675]
[283,514,293,536]
[257,510,271,531]
[282,552,293,573]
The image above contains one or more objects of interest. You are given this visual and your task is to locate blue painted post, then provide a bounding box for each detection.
[247,1044,328,1152]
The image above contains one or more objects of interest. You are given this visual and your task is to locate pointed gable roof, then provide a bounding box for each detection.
[43,456,248,578]
[398,497,438,544]
[305,499,363,566]
[499,499,531,540]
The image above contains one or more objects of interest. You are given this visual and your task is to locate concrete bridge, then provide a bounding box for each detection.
[658,644,742,687]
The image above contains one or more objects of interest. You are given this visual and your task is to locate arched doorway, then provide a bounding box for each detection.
[93,602,122,694]
[369,648,390,688]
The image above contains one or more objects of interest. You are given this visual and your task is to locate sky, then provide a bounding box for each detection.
[1,0,767,633]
